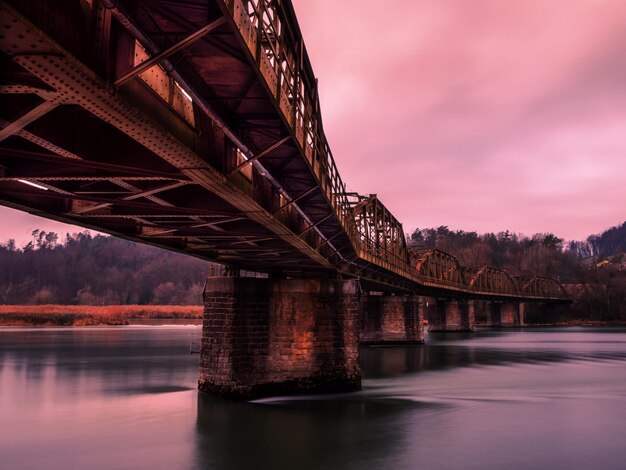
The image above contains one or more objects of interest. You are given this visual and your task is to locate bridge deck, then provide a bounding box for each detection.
[0,0,569,302]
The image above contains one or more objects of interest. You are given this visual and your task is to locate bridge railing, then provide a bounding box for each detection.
[350,195,413,275]
[411,248,469,291]
[469,266,517,296]
[513,276,569,300]
[221,0,360,248]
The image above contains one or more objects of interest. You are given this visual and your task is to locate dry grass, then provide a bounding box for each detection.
[0,305,202,326]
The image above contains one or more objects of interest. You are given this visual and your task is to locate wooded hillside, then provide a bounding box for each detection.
[0,231,212,305]
[1,222,624,320]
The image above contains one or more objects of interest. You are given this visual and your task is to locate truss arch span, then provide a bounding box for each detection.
[522,277,568,299]
[412,248,466,288]
[470,266,517,296]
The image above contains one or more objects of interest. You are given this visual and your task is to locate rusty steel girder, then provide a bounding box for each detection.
[411,248,467,289]
[350,194,409,271]
[409,249,569,301]
[470,266,517,296]
[518,277,568,300]
[0,0,571,302]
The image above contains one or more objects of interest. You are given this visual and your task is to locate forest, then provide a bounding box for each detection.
[409,221,626,322]
[0,222,624,321]
[0,231,213,306]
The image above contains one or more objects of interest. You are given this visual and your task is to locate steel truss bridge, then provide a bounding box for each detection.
[0,0,569,302]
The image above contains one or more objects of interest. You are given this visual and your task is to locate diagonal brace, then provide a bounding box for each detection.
[273,186,317,214]
[114,17,227,87]
[298,213,333,237]
[0,101,59,143]
[227,136,290,176]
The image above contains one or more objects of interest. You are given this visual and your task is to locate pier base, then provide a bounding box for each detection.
[488,302,524,327]
[427,298,475,332]
[360,293,424,344]
[198,277,361,399]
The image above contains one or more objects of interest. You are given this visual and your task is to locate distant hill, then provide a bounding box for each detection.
[0,231,215,305]
[588,221,626,258]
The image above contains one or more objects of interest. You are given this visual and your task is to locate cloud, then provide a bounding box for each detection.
[292,0,626,239]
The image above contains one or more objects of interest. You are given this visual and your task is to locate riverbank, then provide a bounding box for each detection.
[527,320,626,327]
[3,305,624,328]
[475,320,626,327]
[0,305,202,326]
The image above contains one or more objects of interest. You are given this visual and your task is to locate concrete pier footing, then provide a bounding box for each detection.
[198,276,361,399]
[426,298,476,332]
[360,293,424,344]
[488,302,525,327]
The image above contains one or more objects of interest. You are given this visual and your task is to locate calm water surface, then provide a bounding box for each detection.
[1,326,626,469]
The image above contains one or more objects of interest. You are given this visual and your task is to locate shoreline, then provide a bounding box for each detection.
[476,320,626,328]
[1,305,624,328]
[522,321,626,327]
[0,305,202,327]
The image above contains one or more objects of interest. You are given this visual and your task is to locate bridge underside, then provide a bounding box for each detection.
[0,0,336,276]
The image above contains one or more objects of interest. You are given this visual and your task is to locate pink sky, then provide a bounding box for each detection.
[1,0,625,245]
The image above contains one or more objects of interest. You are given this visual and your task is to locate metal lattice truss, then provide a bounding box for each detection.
[470,266,517,296]
[350,195,409,271]
[414,248,466,289]
[223,0,357,237]
[514,276,568,299]
[0,0,570,302]
[412,249,568,300]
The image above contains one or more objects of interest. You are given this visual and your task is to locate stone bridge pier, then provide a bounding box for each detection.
[359,293,424,344]
[198,276,361,400]
[425,297,476,332]
[487,302,525,327]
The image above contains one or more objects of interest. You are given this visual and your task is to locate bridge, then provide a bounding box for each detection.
[0,0,570,398]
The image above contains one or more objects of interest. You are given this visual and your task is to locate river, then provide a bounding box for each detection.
[1,326,625,469]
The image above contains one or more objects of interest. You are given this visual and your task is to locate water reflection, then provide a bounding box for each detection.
[1,327,199,398]
[1,326,626,470]
[361,328,626,380]
[195,395,429,470]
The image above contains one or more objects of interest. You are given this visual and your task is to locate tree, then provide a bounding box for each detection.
[0,230,215,305]
[542,233,564,250]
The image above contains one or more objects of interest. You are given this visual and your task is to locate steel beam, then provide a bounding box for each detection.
[0,101,59,142]
[0,147,184,178]
[298,213,333,236]
[114,17,227,87]
[274,186,317,214]
[70,181,188,214]
[228,136,291,176]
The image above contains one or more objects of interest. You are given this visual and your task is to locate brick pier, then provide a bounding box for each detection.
[360,293,424,344]
[488,302,525,327]
[426,298,476,332]
[198,276,361,399]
